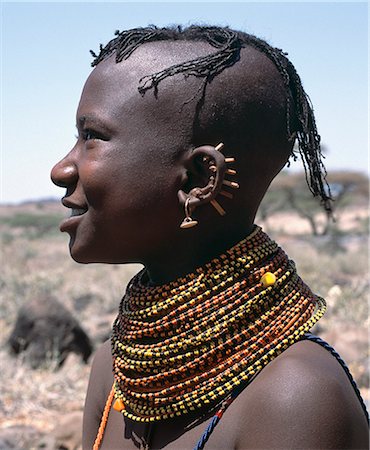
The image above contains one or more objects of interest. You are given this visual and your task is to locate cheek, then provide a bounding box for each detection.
[79,145,181,223]
[79,156,135,208]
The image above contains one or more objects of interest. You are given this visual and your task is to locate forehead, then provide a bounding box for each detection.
[77,40,216,128]
[95,39,216,78]
[82,40,215,99]
[77,41,222,152]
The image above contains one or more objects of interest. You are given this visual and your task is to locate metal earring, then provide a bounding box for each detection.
[180,198,198,229]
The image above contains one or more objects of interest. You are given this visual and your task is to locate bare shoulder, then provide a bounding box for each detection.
[82,339,113,449]
[230,339,369,450]
[86,339,114,407]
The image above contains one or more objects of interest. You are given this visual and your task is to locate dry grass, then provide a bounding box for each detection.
[0,201,368,448]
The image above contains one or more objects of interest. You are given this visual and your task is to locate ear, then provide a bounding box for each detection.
[177,143,239,216]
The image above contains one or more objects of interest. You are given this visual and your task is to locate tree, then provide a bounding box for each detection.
[258,170,368,236]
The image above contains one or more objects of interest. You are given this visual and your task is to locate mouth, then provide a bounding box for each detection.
[60,199,89,231]
[70,208,88,217]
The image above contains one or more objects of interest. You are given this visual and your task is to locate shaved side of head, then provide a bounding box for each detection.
[90,25,332,213]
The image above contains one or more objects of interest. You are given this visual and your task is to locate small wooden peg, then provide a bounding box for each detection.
[210,199,226,216]
[226,169,237,175]
[222,180,240,189]
[225,157,235,163]
[220,190,233,199]
[215,143,224,152]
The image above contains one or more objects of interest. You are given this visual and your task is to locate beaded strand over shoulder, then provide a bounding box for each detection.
[93,226,327,448]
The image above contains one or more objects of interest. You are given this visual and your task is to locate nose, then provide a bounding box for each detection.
[51,154,78,188]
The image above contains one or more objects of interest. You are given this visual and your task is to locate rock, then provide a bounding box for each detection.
[73,293,97,312]
[86,314,115,346]
[0,425,41,449]
[7,295,93,369]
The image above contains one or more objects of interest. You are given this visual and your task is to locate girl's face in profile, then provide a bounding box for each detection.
[51,57,187,265]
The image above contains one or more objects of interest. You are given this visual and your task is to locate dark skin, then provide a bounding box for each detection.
[50,41,288,282]
[51,41,369,449]
[84,340,368,450]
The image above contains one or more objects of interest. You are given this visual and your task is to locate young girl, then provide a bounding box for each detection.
[51,26,369,449]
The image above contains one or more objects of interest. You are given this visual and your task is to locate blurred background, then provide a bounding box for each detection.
[1,1,368,448]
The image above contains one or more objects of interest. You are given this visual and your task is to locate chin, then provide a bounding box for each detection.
[70,249,114,264]
[69,243,108,264]
[68,238,135,265]
[69,244,91,264]
[68,236,101,264]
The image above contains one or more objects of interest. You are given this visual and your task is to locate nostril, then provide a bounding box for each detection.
[51,162,78,188]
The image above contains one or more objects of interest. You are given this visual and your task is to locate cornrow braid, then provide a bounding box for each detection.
[90,25,332,212]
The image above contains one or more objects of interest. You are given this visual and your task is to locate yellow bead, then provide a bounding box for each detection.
[261,272,276,287]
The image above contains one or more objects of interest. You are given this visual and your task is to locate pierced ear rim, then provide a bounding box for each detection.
[177,143,237,213]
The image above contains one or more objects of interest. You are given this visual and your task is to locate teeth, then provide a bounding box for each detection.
[71,208,87,217]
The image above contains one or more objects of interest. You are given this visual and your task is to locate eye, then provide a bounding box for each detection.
[82,129,101,141]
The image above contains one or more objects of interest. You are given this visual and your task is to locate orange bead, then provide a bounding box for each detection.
[113,398,125,412]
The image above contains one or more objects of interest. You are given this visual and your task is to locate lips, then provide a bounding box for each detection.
[60,198,88,231]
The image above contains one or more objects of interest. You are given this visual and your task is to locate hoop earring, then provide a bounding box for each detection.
[180,198,198,229]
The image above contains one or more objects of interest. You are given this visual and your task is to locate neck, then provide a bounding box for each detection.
[144,223,255,285]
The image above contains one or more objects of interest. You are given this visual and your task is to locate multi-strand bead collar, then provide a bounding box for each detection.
[111,226,326,422]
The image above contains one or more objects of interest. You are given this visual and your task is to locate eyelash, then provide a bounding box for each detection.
[75,129,103,141]
[82,129,100,141]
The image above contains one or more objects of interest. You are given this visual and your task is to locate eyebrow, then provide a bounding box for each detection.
[76,115,113,133]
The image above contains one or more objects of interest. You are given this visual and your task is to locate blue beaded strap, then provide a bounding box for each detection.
[304,333,369,424]
[193,334,369,450]
[193,382,247,450]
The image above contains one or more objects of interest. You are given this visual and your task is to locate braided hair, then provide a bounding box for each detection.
[90,25,332,212]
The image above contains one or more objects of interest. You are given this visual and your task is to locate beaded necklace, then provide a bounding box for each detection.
[110,226,326,424]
